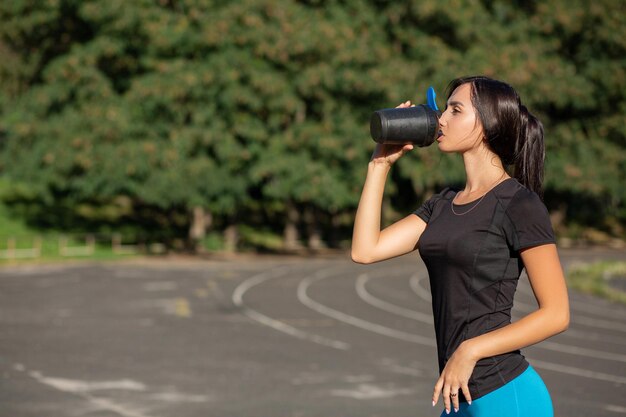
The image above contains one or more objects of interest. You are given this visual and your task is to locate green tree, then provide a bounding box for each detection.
[1,0,624,251]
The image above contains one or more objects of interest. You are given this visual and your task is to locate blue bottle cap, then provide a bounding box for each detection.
[426,86,439,111]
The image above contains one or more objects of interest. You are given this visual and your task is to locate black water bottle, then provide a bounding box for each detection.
[370,104,440,147]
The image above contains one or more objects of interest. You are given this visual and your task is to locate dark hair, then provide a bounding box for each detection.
[445,76,546,198]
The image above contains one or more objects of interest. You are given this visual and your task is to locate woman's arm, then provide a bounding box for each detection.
[433,243,570,413]
[351,100,429,264]
[351,162,427,264]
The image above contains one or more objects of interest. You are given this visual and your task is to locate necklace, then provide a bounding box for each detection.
[450,173,510,216]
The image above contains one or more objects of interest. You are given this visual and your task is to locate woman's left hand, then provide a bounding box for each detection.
[432,341,478,414]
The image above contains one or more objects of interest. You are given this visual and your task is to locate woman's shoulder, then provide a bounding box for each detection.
[498,179,555,247]
[493,178,544,209]
[431,186,457,202]
[414,186,457,221]
[494,179,549,220]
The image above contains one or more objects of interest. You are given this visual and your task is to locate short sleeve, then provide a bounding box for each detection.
[413,187,451,224]
[503,188,556,251]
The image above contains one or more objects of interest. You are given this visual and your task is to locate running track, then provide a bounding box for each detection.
[0,247,624,417]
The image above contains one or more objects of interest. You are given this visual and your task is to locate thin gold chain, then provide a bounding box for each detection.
[450,173,509,216]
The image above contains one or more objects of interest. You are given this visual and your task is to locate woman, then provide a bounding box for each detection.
[351,76,570,417]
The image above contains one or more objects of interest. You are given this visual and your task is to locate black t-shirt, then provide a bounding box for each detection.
[413,177,556,402]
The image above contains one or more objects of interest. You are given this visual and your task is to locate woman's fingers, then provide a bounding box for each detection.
[434,377,471,414]
[450,386,460,412]
[442,384,451,414]
[396,100,411,108]
[461,384,472,406]
[432,376,443,407]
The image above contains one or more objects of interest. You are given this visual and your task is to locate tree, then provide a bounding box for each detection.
[1,0,624,251]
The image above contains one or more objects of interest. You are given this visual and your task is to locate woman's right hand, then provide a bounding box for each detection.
[369,100,415,167]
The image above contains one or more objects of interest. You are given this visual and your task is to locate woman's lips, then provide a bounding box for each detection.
[437,131,444,141]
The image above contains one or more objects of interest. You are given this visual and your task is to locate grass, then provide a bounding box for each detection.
[0,233,141,265]
[567,261,626,305]
[0,182,141,264]
[0,199,32,238]
[0,194,216,265]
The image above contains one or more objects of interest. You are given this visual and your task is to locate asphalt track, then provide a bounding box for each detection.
[0,247,625,417]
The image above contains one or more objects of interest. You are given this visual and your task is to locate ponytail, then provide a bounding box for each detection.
[514,104,545,199]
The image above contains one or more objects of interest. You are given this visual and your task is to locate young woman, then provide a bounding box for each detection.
[351,76,570,417]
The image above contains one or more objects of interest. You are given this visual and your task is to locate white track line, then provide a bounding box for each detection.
[528,359,626,385]
[513,296,626,334]
[298,269,436,347]
[407,273,626,363]
[513,300,626,336]
[539,341,626,362]
[409,272,433,302]
[564,314,626,333]
[410,273,626,333]
[517,279,626,321]
[356,274,433,324]
[555,328,626,346]
[25,368,152,417]
[516,301,626,334]
[305,268,626,384]
[364,273,626,347]
[232,265,350,351]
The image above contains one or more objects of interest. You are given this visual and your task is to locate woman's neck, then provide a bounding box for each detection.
[460,148,509,194]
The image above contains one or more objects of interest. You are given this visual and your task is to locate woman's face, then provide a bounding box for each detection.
[437,83,485,153]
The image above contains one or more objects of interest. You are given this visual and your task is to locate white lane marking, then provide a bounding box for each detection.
[298,270,436,347]
[410,273,626,334]
[563,314,626,333]
[29,373,146,392]
[605,404,626,413]
[528,359,626,385]
[146,392,209,403]
[411,273,626,362]
[409,273,432,302]
[330,383,416,399]
[406,273,626,378]
[356,274,433,324]
[375,272,625,347]
[232,265,350,351]
[515,303,626,341]
[514,297,626,335]
[83,397,152,417]
[27,370,153,417]
[555,327,626,346]
[370,274,626,344]
[540,341,626,363]
[517,274,626,320]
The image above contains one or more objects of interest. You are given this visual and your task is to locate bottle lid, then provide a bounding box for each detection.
[426,86,439,111]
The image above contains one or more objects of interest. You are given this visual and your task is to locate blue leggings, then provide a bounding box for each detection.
[439,365,553,417]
